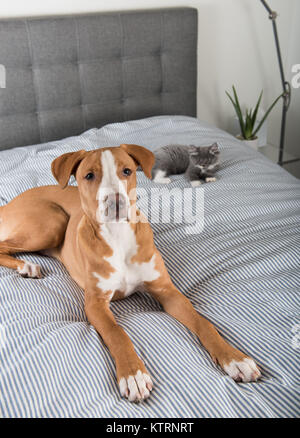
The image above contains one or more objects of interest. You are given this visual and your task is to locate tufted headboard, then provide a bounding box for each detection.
[0,7,197,151]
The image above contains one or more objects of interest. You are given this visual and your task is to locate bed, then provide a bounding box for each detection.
[0,8,299,418]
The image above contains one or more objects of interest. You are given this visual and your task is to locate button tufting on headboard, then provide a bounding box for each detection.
[0,8,197,150]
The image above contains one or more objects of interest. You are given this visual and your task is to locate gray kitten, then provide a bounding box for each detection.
[152,143,220,186]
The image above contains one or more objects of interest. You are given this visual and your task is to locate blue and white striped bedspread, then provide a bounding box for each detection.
[0,116,299,418]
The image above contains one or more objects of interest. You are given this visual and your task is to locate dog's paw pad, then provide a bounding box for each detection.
[119,370,153,402]
[18,262,42,279]
[223,358,261,383]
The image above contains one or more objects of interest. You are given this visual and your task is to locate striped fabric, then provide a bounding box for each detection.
[0,116,299,418]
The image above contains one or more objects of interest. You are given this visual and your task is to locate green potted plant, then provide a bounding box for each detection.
[226,85,283,149]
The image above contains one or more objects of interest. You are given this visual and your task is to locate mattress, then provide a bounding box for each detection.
[0,115,299,418]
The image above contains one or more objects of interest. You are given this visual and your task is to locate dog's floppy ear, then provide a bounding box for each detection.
[51,150,87,189]
[120,144,155,179]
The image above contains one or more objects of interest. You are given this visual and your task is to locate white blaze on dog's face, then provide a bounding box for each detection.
[95,145,154,224]
[51,144,155,225]
[96,149,133,223]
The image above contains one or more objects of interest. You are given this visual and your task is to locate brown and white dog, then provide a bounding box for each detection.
[0,144,261,402]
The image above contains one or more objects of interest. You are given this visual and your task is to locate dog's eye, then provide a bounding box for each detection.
[123,168,132,176]
[85,172,94,181]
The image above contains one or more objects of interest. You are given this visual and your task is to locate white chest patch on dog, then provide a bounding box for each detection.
[93,222,160,298]
[94,150,159,297]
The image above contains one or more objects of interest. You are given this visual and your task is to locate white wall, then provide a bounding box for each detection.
[285,0,300,158]
[0,0,298,156]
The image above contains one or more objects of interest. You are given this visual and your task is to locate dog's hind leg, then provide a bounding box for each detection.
[0,201,69,278]
[0,241,42,278]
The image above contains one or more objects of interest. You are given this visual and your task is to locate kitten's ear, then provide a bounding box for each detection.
[187,145,198,156]
[209,143,219,154]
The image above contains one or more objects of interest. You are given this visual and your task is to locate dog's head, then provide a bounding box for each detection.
[51,144,155,223]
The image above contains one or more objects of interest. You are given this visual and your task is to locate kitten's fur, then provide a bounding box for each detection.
[152,143,220,186]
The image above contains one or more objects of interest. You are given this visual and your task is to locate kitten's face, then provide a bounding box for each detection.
[188,143,220,169]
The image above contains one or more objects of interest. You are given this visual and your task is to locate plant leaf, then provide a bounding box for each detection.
[252,92,283,137]
[226,90,245,136]
[252,90,263,128]
[226,91,238,111]
[229,86,246,138]
[245,113,253,139]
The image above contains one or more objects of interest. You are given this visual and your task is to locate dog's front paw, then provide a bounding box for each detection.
[119,369,153,403]
[216,346,261,383]
[223,357,261,383]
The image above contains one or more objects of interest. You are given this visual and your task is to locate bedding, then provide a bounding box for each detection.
[0,115,299,418]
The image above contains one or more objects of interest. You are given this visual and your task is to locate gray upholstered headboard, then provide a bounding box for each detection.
[0,8,197,150]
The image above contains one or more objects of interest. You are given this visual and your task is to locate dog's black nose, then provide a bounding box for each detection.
[107,193,126,207]
[106,193,127,221]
